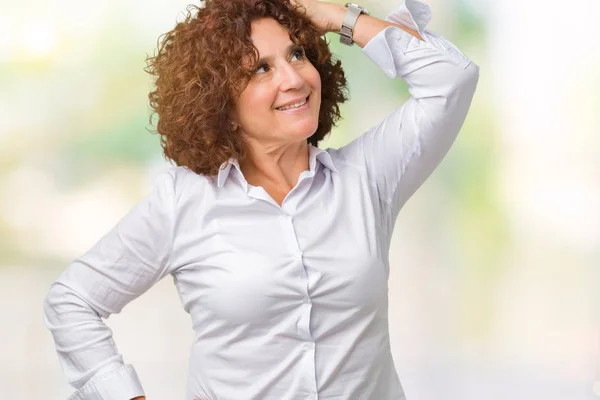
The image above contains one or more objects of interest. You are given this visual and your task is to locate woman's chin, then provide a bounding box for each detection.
[287,119,319,140]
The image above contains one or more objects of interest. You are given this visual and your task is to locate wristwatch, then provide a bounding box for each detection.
[339,3,370,46]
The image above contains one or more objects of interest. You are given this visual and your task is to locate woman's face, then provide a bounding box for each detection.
[233,18,322,147]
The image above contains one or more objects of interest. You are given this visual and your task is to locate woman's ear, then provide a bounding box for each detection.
[228,109,240,131]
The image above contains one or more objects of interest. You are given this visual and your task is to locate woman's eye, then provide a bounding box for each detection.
[291,48,305,61]
[254,48,304,75]
[255,64,269,75]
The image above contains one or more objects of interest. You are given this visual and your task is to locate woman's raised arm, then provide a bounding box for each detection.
[321,0,479,219]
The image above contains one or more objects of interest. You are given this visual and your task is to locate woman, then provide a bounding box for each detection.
[44,0,479,399]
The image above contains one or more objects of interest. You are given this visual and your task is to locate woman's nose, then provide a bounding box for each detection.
[278,62,304,91]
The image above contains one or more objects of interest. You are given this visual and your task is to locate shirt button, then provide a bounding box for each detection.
[293,251,303,259]
[305,395,316,400]
[303,342,314,351]
[302,296,311,304]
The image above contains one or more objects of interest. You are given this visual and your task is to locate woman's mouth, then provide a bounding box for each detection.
[276,96,310,113]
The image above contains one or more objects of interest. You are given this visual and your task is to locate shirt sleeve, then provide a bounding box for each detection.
[43,168,178,400]
[335,0,480,220]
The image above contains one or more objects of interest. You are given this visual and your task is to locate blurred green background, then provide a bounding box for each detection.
[1,0,599,398]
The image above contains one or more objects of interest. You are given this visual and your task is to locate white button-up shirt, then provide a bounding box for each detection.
[44,1,479,399]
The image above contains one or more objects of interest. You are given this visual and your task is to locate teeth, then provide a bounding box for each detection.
[277,98,307,111]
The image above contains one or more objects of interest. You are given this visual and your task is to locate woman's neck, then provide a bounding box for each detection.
[240,140,310,190]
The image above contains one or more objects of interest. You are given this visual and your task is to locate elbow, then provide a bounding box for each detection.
[43,282,100,327]
[424,61,479,134]
[460,61,480,98]
[43,282,60,322]
[43,282,71,329]
[468,60,480,85]
[447,60,479,119]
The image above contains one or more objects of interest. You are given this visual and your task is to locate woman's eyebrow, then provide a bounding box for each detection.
[256,43,300,65]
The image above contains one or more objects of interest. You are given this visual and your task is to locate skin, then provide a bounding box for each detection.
[132,1,424,398]
[233,17,323,206]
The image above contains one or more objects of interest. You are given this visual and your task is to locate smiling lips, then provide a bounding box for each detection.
[276,95,309,111]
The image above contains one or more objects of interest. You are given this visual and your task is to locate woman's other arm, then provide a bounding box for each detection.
[307,0,479,217]
[44,169,178,399]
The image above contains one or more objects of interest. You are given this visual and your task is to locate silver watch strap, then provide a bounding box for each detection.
[340,5,362,46]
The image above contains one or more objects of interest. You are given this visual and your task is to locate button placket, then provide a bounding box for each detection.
[279,209,316,399]
[278,213,305,263]
[299,337,318,400]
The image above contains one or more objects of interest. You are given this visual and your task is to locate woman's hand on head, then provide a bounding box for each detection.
[289,0,345,34]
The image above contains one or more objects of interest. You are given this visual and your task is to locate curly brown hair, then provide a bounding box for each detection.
[144,0,348,176]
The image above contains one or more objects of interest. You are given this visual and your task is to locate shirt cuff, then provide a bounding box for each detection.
[384,0,432,37]
[362,0,473,78]
[361,0,433,78]
[68,364,144,400]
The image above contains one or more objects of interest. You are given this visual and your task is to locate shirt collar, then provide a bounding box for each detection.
[308,144,338,174]
[217,157,240,188]
[216,144,337,188]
